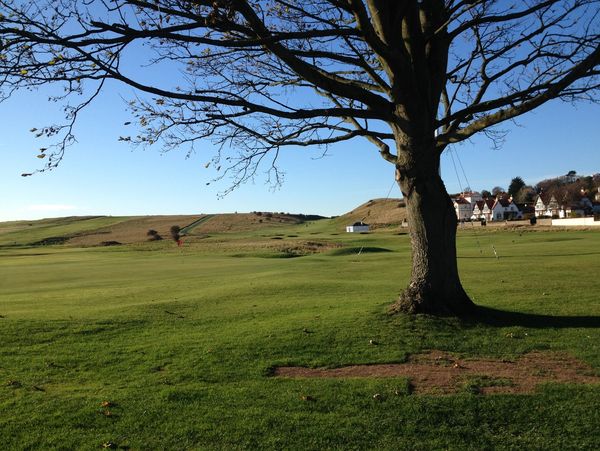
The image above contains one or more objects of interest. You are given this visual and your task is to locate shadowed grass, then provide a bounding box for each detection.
[327,246,393,256]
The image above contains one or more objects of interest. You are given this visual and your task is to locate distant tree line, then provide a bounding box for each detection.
[469,172,600,205]
[251,212,326,221]
[534,173,600,205]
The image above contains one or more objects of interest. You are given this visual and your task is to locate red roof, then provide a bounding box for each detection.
[536,194,549,204]
[454,197,471,205]
[536,193,557,205]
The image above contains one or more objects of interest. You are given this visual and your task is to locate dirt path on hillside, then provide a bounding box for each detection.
[274,351,600,394]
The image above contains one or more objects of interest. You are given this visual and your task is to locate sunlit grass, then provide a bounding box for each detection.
[0,221,599,449]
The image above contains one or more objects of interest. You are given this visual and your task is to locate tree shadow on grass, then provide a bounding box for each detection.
[459,251,600,259]
[466,305,600,329]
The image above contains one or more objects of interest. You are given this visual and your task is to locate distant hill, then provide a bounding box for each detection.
[183,212,325,235]
[0,215,203,247]
[0,212,328,247]
[0,200,410,247]
[0,216,133,247]
[68,215,205,246]
[333,198,407,230]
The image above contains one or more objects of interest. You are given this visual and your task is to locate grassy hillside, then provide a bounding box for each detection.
[183,212,324,234]
[0,222,599,449]
[0,212,329,247]
[67,215,204,246]
[0,216,133,246]
[0,197,406,247]
[332,198,407,230]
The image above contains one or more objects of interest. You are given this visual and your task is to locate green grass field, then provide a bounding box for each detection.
[1,218,599,449]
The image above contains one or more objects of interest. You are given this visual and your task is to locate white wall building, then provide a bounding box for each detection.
[453,197,473,221]
[346,222,370,233]
[535,194,560,217]
[491,196,522,221]
[473,196,522,221]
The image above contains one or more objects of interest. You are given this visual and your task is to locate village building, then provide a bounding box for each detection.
[491,196,522,220]
[534,194,560,217]
[471,200,487,221]
[472,195,521,221]
[452,191,485,222]
[562,196,595,218]
[453,197,473,221]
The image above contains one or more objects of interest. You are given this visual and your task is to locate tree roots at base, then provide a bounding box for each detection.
[390,284,476,316]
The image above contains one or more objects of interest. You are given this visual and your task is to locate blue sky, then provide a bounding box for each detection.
[1,79,599,222]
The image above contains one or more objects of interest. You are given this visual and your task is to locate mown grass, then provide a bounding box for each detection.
[0,220,599,449]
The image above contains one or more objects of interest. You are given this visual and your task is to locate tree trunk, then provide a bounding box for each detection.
[390,142,475,316]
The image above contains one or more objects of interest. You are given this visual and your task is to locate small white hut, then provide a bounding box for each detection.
[346,221,370,233]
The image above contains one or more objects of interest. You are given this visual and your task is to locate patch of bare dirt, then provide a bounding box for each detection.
[274,351,600,394]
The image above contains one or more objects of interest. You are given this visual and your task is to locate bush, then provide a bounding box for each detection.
[147,229,163,241]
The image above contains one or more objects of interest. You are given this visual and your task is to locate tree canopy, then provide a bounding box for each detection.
[1,1,598,184]
[508,177,526,198]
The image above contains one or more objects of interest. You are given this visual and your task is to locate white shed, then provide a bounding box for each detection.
[346,222,370,233]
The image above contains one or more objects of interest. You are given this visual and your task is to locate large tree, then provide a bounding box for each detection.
[1,0,599,315]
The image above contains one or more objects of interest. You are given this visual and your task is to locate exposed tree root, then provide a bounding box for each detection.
[390,283,476,316]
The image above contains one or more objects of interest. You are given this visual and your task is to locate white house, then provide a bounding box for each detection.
[490,196,521,221]
[471,200,488,221]
[535,194,560,217]
[453,197,473,221]
[471,199,496,221]
[346,222,370,233]
[473,196,521,221]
